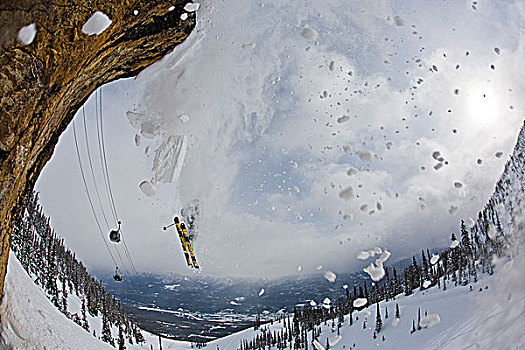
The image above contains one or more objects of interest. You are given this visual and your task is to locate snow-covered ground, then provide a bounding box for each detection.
[2,241,524,350]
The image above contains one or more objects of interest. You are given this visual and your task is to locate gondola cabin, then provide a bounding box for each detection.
[109,221,122,243]
[113,267,122,282]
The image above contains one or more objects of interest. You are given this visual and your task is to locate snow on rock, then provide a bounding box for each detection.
[353,298,367,308]
[495,151,503,158]
[374,246,383,255]
[81,11,112,36]
[181,13,189,20]
[356,150,373,162]
[17,23,36,45]
[423,280,431,288]
[339,186,354,200]
[140,121,157,139]
[324,271,336,283]
[310,300,317,306]
[420,314,441,328]
[139,180,157,197]
[152,135,188,183]
[431,254,439,265]
[450,240,460,249]
[328,335,342,346]
[343,284,348,289]
[312,339,325,350]
[184,2,201,12]
[301,27,318,41]
[258,288,265,296]
[323,298,331,305]
[357,250,369,260]
[364,261,385,281]
[134,134,141,147]
[454,182,463,188]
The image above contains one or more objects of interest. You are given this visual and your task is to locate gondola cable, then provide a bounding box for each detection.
[80,105,131,277]
[97,89,138,275]
[72,119,119,269]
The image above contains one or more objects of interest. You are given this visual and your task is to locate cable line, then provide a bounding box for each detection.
[97,88,138,275]
[72,119,118,268]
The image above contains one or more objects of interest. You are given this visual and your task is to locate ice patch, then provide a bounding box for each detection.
[17,23,36,45]
[324,271,336,283]
[420,314,441,327]
[139,180,157,197]
[353,298,367,308]
[301,27,318,41]
[81,11,112,36]
[184,3,201,12]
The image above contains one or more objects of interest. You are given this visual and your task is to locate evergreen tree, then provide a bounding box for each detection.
[118,324,126,350]
[101,306,115,346]
[395,303,400,318]
[375,303,382,333]
[385,306,389,319]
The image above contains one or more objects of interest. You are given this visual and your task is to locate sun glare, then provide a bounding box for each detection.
[466,87,500,127]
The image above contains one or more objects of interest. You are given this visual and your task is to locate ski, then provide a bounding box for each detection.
[174,217,192,267]
[181,222,200,269]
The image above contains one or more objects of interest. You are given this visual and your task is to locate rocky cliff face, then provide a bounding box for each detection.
[0,0,195,295]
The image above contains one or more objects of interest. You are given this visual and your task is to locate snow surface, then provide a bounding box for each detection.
[81,11,112,36]
[17,23,36,45]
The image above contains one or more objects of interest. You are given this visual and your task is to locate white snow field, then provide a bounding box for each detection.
[2,240,524,349]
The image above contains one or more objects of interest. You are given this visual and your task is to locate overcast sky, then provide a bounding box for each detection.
[36,0,525,279]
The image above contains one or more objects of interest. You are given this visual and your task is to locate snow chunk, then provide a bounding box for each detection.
[356,150,373,162]
[392,318,400,327]
[353,298,367,308]
[139,180,156,197]
[297,265,302,272]
[364,262,385,281]
[323,297,331,305]
[258,288,265,296]
[82,11,112,36]
[328,335,342,346]
[179,114,190,123]
[394,15,405,26]
[450,240,460,248]
[337,115,350,123]
[374,247,383,254]
[357,251,369,260]
[169,6,175,11]
[324,271,336,283]
[310,300,317,306]
[343,284,348,289]
[420,314,441,327]
[152,135,188,183]
[17,23,36,45]
[312,339,325,350]
[133,10,139,15]
[184,3,201,12]
[180,13,189,20]
[347,167,358,176]
[339,186,354,200]
[140,121,157,139]
[423,280,431,288]
[301,27,318,41]
[230,300,239,305]
[377,249,391,264]
[430,254,439,265]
